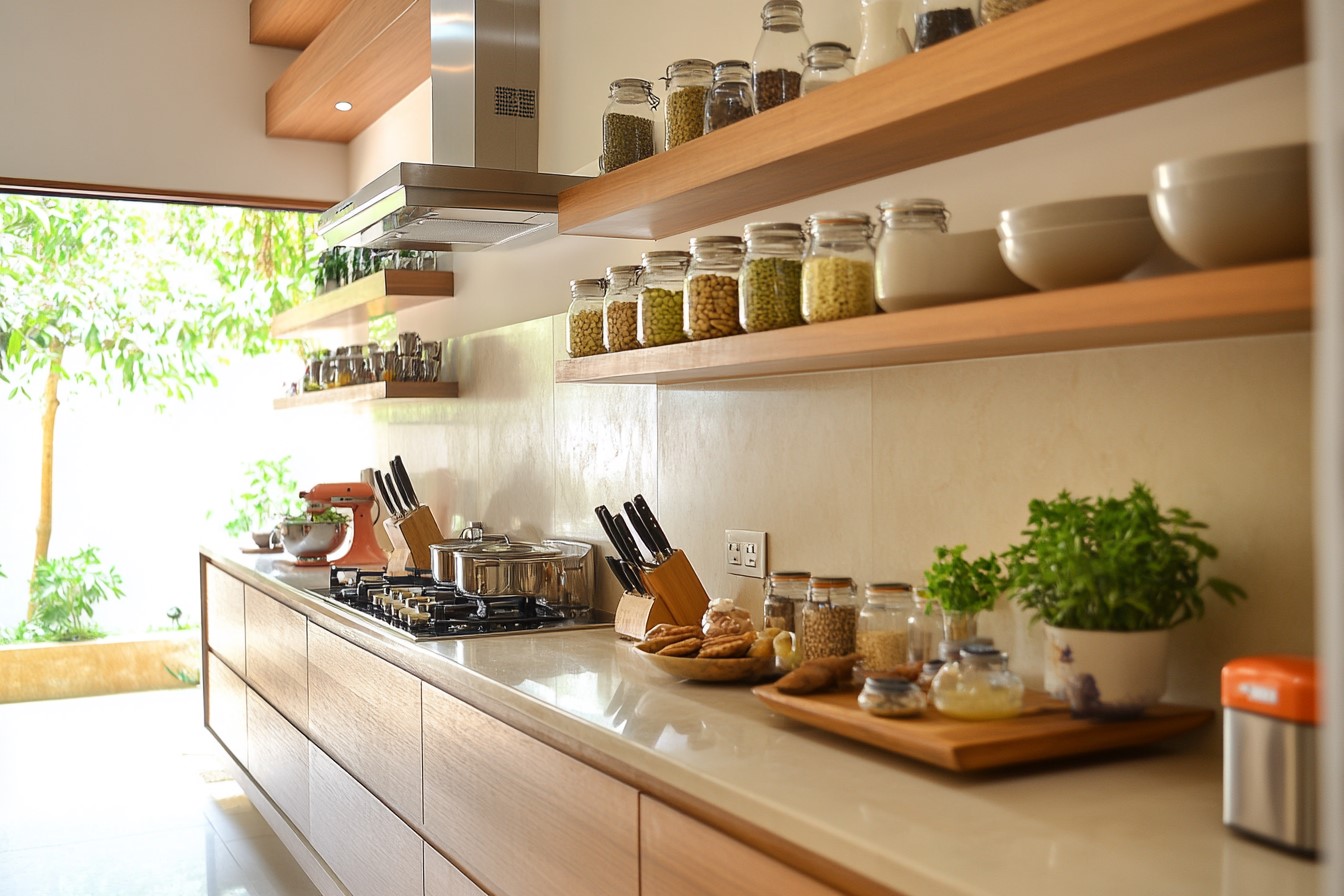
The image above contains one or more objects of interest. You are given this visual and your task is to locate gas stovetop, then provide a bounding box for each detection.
[308,566,593,642]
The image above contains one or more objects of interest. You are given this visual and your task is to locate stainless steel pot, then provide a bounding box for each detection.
[451,541,563,598]
[428,533,508,584]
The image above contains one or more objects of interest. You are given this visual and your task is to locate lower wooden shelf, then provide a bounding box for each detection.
[273,381,459,409]
[554,259,1312,386]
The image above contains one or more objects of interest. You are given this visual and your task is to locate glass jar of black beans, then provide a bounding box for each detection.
[913,0,980,51]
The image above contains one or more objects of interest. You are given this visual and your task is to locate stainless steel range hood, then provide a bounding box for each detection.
[317,0,587,252]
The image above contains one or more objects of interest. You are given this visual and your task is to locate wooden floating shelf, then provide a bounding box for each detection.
[554,260,1313,386]
[273,380,458,409]
[270,269,455,338]
[556,0,1305,240]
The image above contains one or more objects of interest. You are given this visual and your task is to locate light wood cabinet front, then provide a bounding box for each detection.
[309,744,423,896]
[205,651,247,765]
[247,688,310,836]
[203,562,246,675]
[640,797,845,896]
[421,683,639,896]
[424,843,488,896]
[307,623,422,823]
[244,585,308,725]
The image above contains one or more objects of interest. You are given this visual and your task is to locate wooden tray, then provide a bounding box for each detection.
[751,684,1213,772]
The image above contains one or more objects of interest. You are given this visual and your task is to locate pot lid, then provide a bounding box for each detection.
[453,541,561,560]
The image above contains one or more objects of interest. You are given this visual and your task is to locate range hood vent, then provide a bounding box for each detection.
[317,0,587,252]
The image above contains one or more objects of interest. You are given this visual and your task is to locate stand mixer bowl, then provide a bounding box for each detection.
[279,520,348,565]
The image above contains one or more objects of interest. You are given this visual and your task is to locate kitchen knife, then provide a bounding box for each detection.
[621,559,648,596]
[633,494,674,557]
[392,455,421,507]
[623,500,667,563]
[604,554,640,595]
[595,505,641,571]
[374,470,402,517]
[612,513,654,569]
[382,468,408,515]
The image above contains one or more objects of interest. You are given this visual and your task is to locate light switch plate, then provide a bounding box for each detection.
[725,529,766,579]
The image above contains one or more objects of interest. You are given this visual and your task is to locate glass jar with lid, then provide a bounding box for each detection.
[800,576,858,661]
[981,0,1042,21]
[801,211,876,323]
[752,0,810,113]
[662,58,713,151]
[637,251,691,347]
[684,236,746,341]
[930,643,1024,720]
[908,588,943,663]
[859,675,927,717]
[602,79,658,173]
[763,570,810,633]
[739,222,805,333]
[566,278,607,358]
[602,265,642,353]
[856,0,913,74]
[801,42,854,95]
[913,0,979,51]
[874,197,951,311]
[705,61,754,133]
[856,582,914,673]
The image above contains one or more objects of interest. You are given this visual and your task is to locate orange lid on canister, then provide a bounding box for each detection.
[1221,655,1318,725]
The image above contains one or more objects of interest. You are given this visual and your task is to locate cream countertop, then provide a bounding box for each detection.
[204,548,1319,896]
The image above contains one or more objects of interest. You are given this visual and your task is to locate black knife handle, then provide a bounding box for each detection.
[604,554,638,594]
[374,470,400,516]
[633,494,674,556]
[623,501,663,562]
[383,469,407,514]
[595,506,634,568]
[392,455,420,507]
[612,514,651,568]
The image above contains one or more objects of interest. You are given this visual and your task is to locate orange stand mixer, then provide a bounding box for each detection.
[298,482,388,568]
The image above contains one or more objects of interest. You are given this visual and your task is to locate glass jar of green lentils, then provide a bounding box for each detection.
[566,278,608,359]
[603,265,642,353]
[637,251,691,347]
[662,58,713,151]
[684,236,745,341]
[740,222,805,333]
[801,211,876,324]
[601,79,659,173]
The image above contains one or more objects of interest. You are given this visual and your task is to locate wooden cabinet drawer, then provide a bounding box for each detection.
[309,743,423,896]
[425,843,488,896]
[244,585,307,725]
[246,688,310,836]
[203,562,246,675]
[422,683,639,896]
[205,650,247,764]
[307,624,422,823]
[640,797,845,896]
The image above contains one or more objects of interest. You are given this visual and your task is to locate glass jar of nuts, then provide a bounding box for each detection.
[857,582,915,673]
[638,250,692,348]
[801,211,876,324]
[800,576,858,661]
[684,235,746,341]
[601,79,659,173]
[752,0,810,113]
[602,265,642,353]
[566,278,608,358]
[662,58,713,151]
[740,222,805,333]
[763,570,810,633]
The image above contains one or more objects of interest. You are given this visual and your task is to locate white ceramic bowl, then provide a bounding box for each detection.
[997,216,1161,291]
[876,228,1032,312]
[998,194,1151,236]
[1150,143,1310,270]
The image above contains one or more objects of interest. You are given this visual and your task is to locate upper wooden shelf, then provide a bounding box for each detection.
[553,260,1313,386]
[273,380,459,409]
[271,269,454,338]
[556,0,1306,240]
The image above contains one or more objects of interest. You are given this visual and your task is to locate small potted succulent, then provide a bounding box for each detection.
[921,544,1004,644]
[223,457,298,549]
[1002,482,1246,719]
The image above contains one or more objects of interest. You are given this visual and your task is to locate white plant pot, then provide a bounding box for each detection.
[1043,625,1172,720]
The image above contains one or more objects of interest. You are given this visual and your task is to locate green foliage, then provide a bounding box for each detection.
[3,547,125,642]
[285,508,348,525]
[223,457,299,537]
[1002,483,1247,632]
[922,545,1003,616]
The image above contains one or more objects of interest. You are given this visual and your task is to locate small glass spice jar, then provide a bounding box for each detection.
[801,42,854,95]
[684,235,746,341]
[930,643,1024,720]
[637,251,692,348]
[913,0,979,51]
[908,588,943,663]
[739,222,805,333]
[602,79,659,173]
[800,576,858,661]
[752,0,810,113]
[566,278,607,358]
[856,582,915,673]
[602,265,642,353]
[662,58,713,151]
[705,60,755,133]
[801,211,876,324]
[858,675,927,717]
[762,570,810,633]
[874,197,951,310]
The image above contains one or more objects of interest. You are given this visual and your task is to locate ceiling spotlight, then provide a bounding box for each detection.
[334,101,353,112]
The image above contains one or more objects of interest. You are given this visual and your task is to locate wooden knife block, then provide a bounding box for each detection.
[383,519,413,577]
[613,550,710,640]
[392,505,442,573]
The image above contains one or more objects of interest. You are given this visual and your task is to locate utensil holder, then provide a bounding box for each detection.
[613,550,710,639]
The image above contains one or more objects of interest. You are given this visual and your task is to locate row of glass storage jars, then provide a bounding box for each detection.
[565,200,950,358]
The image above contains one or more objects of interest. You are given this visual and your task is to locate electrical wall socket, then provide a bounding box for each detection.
[725,529,766,579]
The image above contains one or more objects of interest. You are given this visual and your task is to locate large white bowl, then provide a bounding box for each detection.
[876,228,1032,312]
[1150,143,1310,270]
[998,194,1151,237]
[997,216,1161,291]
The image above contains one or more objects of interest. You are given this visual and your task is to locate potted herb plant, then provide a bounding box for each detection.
[1002,482,1246,719]
[922,544,1004,643]
[222,457,298,549]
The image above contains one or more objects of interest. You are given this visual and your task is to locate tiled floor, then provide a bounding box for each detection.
[0,688,321,896]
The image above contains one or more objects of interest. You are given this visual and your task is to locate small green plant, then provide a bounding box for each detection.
[922,544,1003,616]
[5,547,125,642]
[222,457,298,537]
[1002,482,1247,632]
[284,508,347,525]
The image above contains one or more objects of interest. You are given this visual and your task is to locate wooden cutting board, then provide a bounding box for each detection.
[752,684,1213,772]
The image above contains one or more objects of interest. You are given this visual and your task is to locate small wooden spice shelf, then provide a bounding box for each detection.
[272,380,459,409]
[554,260,1312,386]
[270,269,455,338]
[556,0,1305,240]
